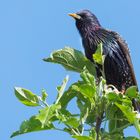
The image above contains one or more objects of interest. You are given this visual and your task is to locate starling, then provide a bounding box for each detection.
[69,10,139,110]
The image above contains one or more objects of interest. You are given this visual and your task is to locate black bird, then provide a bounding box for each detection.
[69,10,139,110]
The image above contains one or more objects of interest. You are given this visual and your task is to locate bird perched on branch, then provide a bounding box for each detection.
[69,10,139,111]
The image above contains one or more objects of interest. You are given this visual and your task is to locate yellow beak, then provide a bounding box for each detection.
[68,13,81,20]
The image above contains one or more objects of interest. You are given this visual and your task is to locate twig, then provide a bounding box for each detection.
[38,96,49,107]
[95,113,104,140]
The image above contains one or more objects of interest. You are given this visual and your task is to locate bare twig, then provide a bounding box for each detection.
[95,113,104,140]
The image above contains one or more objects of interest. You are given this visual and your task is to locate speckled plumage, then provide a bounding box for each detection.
[70,10,139,111]
[74,10,137,91]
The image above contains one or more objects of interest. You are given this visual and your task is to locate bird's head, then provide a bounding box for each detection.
[69,10,101,36]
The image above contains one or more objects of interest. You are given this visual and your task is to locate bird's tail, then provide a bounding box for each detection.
[132,99,140,112]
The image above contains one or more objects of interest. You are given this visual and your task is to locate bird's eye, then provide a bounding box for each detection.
[79,14,88,20]
[79,14,85,18]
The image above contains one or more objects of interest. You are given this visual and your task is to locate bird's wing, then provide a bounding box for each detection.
[108,30,137,86]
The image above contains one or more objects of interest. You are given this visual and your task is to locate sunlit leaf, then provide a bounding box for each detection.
[15,87,39,107]
[79,84,95,99]
[115,103,135,123]
[36,104,61,126]
[58,85,77,109]
[10,116,54,138]
[89,128,96,139]
[80,69,96,86]
[44,47,96,75]
[77,99,89,124]
[65,118,79,128]
[57,109,74,122]
[106,92,121,101]
[93,43,105,65]
[72,135,93,140]
[134,119,140,135]
[41,89,48,102]
[125,86,138,98]
[55,75,69,104]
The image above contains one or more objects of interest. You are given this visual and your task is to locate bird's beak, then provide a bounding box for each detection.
[68,13,81,20]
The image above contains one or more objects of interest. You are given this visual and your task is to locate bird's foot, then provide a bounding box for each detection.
[105,84,120,94]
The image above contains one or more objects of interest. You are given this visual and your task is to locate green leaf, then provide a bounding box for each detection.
[106,96,131,133]
[96,78,105,97]
[36,104,61,126]
[106,92,121,102]
[72,70,96,101]
[65,117,79,128]
[86,110,96,124]
[15,87,39,107]
[55,75,69,104]
[115,103,135,123]
[43,47,96,75]
[10,116,54,138]
[93,43,105,65]
[41,89,48,102]
[57,109,80,129]
[106,104,118,119]
[77,99,89,124]
[134,119,140,135]
[89,128,96,139]
[122,98,132,107]
[58,87,77,109]
[57,109,74,122]
[78,84,95,99]
[125,86,138,98]
[108,114,130,133]
[72,135,93,140]
[80,69,96,86]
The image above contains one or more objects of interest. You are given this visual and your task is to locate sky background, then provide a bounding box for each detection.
[0,0,140,140]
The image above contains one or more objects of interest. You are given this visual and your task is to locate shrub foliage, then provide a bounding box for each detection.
[11,45,140,140]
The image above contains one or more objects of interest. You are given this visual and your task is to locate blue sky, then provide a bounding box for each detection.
[0,0,140,140]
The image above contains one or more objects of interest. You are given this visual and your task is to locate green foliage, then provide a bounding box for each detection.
[15,87,39,107]
[125,86,138,99]
[43,47,96,75]
[93,43,105,65]
[11,45,140,139]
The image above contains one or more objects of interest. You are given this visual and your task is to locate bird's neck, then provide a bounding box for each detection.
[78,23,100,39]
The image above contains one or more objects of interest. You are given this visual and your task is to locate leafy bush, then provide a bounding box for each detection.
[11,45,140,140]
